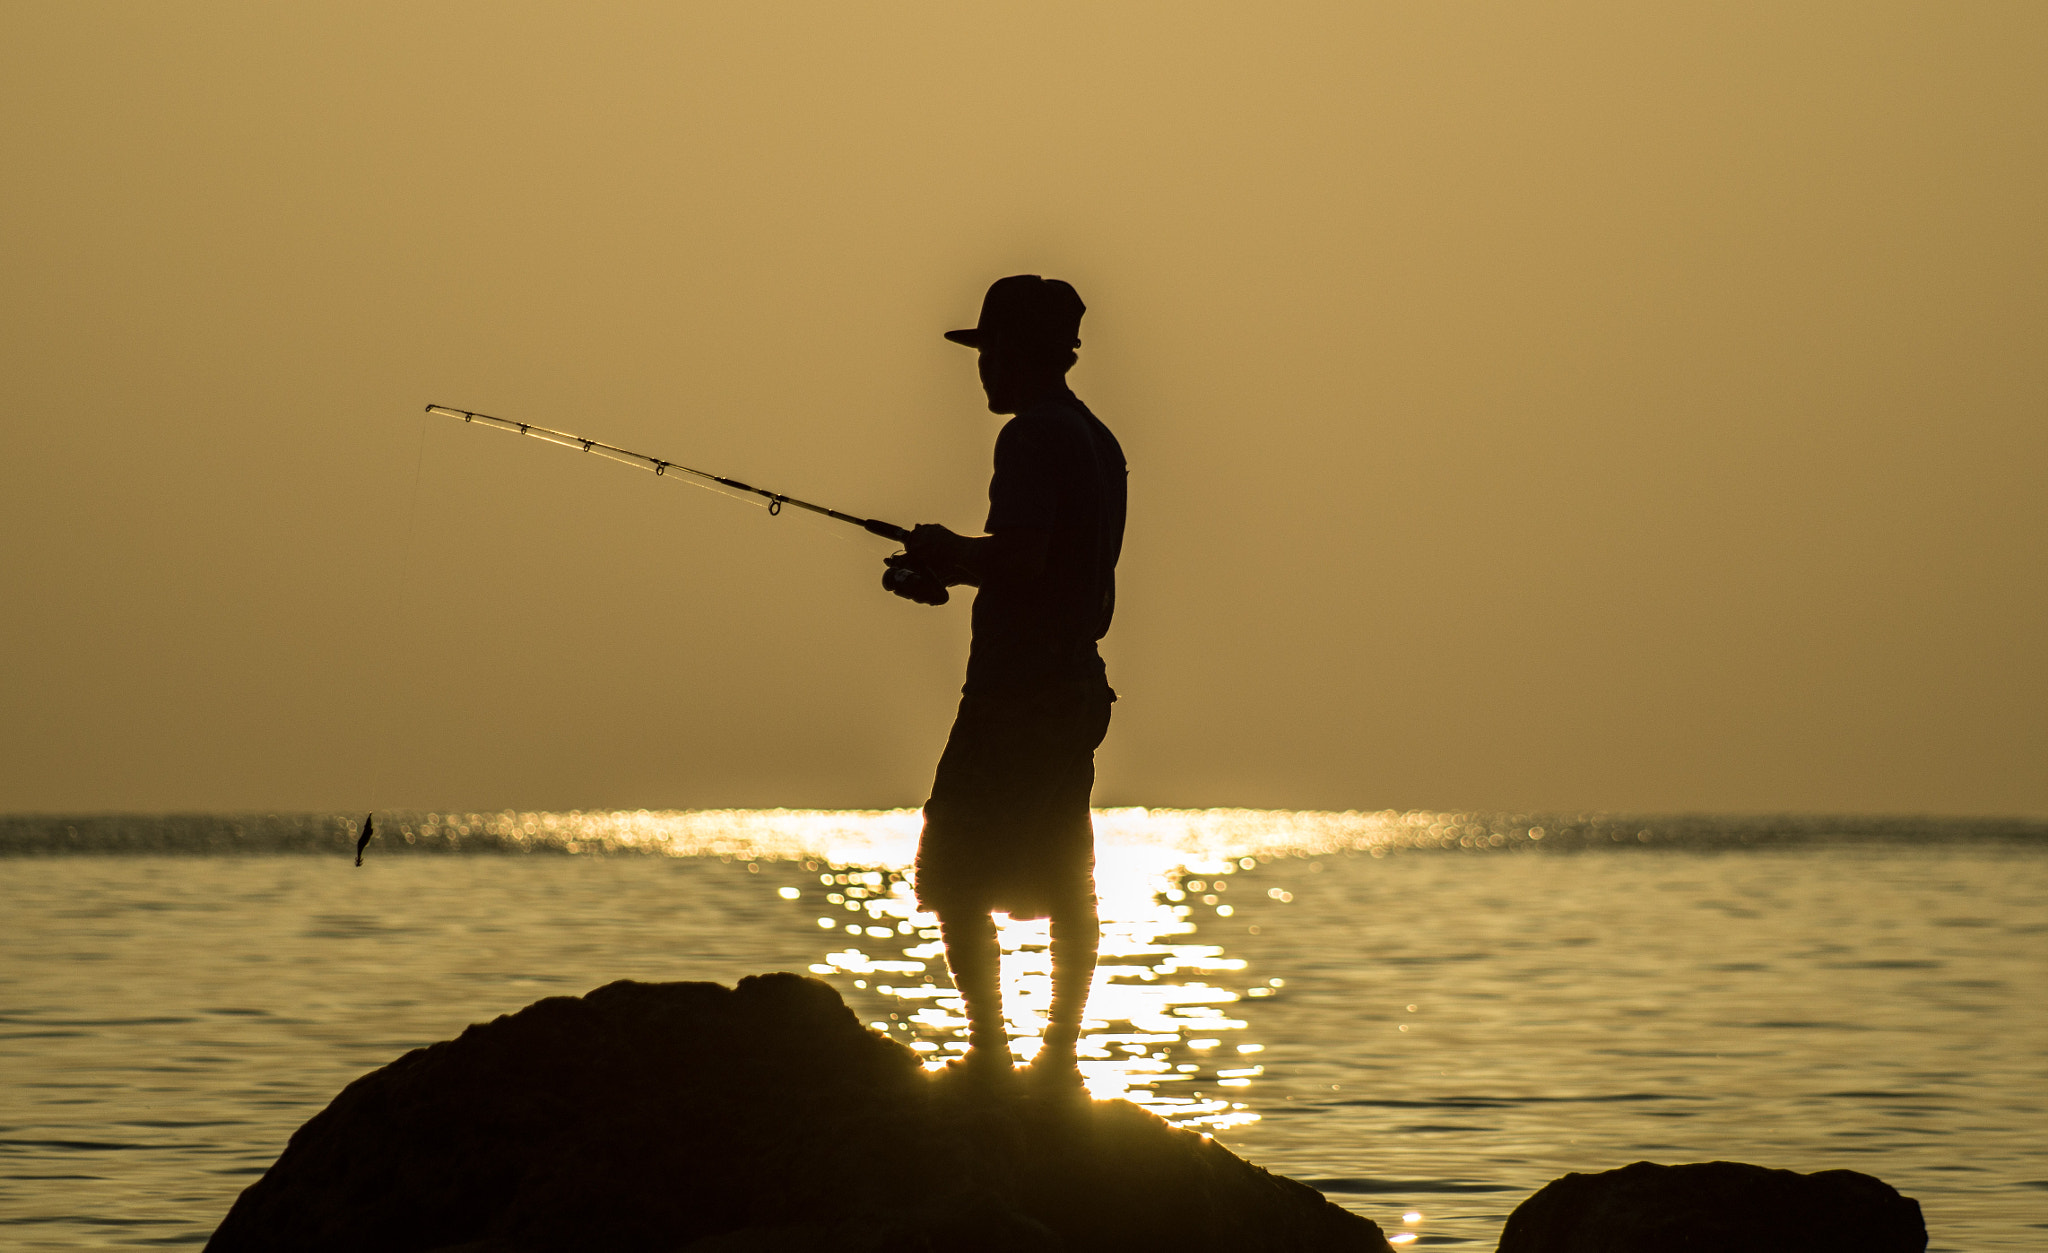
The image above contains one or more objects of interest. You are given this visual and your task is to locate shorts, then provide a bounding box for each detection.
[913,681,1114,919]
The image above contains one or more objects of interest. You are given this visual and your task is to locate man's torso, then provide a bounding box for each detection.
[964,390,1126,693]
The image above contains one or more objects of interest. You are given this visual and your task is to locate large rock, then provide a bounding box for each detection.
[206,974,1388,1252]
[1497,1159,1926,1253]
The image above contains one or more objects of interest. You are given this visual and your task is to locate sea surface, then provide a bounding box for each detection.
[2,810,2044,1250]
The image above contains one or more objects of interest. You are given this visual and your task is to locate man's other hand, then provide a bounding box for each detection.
[906,524,971,577]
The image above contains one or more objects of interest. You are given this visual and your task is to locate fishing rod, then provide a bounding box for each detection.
[424,404,913,543]
[423,404,950,604]
[349,406,944,870]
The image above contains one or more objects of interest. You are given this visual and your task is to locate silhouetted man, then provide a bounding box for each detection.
[886,275,1126,1088]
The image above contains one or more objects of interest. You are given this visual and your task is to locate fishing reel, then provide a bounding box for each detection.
[882,552,950,606]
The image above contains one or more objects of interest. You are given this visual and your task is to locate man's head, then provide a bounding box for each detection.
[946,275,1085,414]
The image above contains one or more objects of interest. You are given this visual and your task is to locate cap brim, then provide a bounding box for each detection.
[943,328,982,347]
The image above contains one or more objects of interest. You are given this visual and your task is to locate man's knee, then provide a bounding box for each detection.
[1050,892,1098,918]
[1049,896,1099,941]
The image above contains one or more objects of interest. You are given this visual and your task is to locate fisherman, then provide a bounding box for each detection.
[886,275,1127,1089]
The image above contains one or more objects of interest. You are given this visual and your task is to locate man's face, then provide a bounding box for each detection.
[974,336,1068,414]
[976,345,1018,415]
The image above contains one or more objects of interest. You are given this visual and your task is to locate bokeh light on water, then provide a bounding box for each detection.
[370,806,1361,1130]
[792,835,1274,1129]
[359,804,1551,1131]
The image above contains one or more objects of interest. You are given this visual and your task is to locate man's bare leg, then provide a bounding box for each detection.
[1034,893,1099,1077]
[940,910,1009,1070]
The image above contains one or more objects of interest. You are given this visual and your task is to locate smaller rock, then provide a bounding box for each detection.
[1497,1159,1926,1253]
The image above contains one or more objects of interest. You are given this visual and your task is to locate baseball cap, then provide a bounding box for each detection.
[944,275,1085,350]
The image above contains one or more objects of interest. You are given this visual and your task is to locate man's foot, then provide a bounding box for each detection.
[1022,1050,1088,1100]
[938,1047,1015,1092]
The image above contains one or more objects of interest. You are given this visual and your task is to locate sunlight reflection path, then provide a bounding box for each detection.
[385,806,1446,1128]
[799,841,1274,1129]
[731,811,1297,1129]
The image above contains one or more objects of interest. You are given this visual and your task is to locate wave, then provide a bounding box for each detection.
[2,809,2042,858]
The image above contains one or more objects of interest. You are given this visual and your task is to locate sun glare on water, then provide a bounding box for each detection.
[376,806,1553,1130]
[776,808,1315,1130]
[385,806,1431,1129]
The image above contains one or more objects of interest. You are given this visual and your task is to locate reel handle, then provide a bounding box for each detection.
[868,517,945,604]
[881,554,949,606]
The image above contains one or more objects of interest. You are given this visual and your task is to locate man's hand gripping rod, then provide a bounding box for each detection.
[423,405,950,603]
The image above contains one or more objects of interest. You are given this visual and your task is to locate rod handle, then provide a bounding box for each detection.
[863,518,911,543]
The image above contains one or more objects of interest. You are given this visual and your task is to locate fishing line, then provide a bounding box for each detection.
[405,412,429,552]
[346,402,947,865]
[362,409,435,867]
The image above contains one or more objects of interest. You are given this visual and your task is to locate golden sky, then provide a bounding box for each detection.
[2,3,2042,814]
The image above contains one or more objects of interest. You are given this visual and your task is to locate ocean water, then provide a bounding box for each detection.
[1,810,2044,1251]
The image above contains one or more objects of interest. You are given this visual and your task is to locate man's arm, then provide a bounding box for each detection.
[906,524,1050,589]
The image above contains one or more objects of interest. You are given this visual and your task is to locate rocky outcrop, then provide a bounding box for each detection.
[206,974,1388,1253]
[1497,1159,1926,1253]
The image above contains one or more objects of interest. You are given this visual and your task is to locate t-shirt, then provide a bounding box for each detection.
[965,389,1127,693]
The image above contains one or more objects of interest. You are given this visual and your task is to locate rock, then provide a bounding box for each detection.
[206,974,1388,1253]
[1497,1159,1926,1253]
